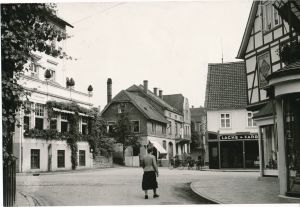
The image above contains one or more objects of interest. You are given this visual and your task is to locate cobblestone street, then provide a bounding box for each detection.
[16,167,212,206]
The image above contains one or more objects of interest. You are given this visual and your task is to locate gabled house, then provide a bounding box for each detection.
[163,94,191,156]
[205,61,259,169]
[237,0,300,197]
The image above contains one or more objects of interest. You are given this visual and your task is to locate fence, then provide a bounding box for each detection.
[3,159,16,207]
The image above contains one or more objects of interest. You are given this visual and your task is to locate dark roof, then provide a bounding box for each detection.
[101,90,168,124]
[162,94,184,113]
[267,61,300,80]
[253,102,274,119]
[190,107,206,122]
[205,61,248,110]
[48,14,74,28]
[126,84,181,114]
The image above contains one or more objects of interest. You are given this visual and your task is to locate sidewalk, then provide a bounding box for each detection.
[190,170,300,204]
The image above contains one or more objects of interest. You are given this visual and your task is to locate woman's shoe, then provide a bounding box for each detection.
[145,195,148,199]
[153,194,159,198]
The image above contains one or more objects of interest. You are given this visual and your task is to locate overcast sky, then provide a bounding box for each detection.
[56,1,252,110]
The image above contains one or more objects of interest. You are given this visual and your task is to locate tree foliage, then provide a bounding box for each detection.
[88,109,115,157]
[110,113,140,164]
[1,4,71,160]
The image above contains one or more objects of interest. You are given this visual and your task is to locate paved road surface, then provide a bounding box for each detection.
[17,167,212,206]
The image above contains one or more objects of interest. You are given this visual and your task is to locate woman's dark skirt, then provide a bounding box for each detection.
[142,171,158,190]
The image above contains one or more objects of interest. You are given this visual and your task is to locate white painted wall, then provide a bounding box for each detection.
[207,109,258,134]
[21,139,93,172]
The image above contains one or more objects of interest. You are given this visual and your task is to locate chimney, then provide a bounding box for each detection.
[153,87,158,96]
[159,90,163,99]
[107,78,112,104]
[143,80,148,93]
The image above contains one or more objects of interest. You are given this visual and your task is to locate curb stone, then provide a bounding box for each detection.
[190,182,221,204]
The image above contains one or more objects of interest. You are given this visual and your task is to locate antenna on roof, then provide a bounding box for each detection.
[221,38,224,63]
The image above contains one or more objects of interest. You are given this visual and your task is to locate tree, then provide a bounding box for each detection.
[110,112,140,165]
[88,108,115,157]
[1,4,69,162]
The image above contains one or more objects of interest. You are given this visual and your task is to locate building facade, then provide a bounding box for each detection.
[101,80,191,166]
[13,16,100,173]
[190,106,208,164]
[205,62,259,169]
[237,0,300,196]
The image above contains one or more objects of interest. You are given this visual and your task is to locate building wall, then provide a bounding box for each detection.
[20,139,92,172]
[244,1,300,106]
[101,102,149,135]
[207,109,258,134]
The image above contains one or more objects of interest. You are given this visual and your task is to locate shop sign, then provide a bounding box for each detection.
[219,134,258,140]
[257,52,271,88]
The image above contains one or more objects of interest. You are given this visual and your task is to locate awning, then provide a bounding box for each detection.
[148,137,167,154]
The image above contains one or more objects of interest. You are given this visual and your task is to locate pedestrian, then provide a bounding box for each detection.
[141,147,159,199]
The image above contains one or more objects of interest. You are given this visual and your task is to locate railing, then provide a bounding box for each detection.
[3,159,16,207]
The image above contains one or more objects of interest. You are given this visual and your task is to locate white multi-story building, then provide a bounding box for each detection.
[13,15,96,173]
[205,61,259,169]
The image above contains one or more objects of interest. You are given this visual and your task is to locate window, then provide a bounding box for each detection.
[162,140,166,150]
[169,112,171,118]
[107,122,115,133]
[162,125,166,134]
[263,3,281,32]
[118,103,125,114]
[31,149,40,169]
[247,112,256,127]
[82,117,88,135]
[131,121,140,133]
[169,122,172,135]
[61,114,68,133]
[29,63,39,78]
[35,104,44,130]
[46,69,56,82]
[50,113,57,130]
[152,122,156,133]
[221,113,231,128]
[175,115,177,119]
[79,150,86,166]
[175,123,178,135]
[23,116,30,132]
[57,150,65,168]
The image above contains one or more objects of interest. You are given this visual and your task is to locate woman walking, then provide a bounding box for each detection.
[141,147,159,199]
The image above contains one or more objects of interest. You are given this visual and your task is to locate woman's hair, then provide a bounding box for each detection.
[147,146,153,153]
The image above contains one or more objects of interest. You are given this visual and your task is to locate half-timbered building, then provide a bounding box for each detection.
[237,0,300,197]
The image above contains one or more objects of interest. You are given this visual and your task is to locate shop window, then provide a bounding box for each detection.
[247,112,256,127]
[261,125,277,170]
[79,150,86,166]
[131,120,140,133]
[31,149,40,169]
[57,150,65,168]
[220,113,231,128]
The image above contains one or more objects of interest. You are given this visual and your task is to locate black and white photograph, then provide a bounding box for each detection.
[1,0,300,206]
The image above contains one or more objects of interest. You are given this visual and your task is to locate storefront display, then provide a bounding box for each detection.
[208,133,259,169]
[284,94,300,196]
[261,125,278,172]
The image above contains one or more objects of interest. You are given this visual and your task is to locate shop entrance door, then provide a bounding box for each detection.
[208,142,219,169]
[245,141,259,168]
[220,141,243,168]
